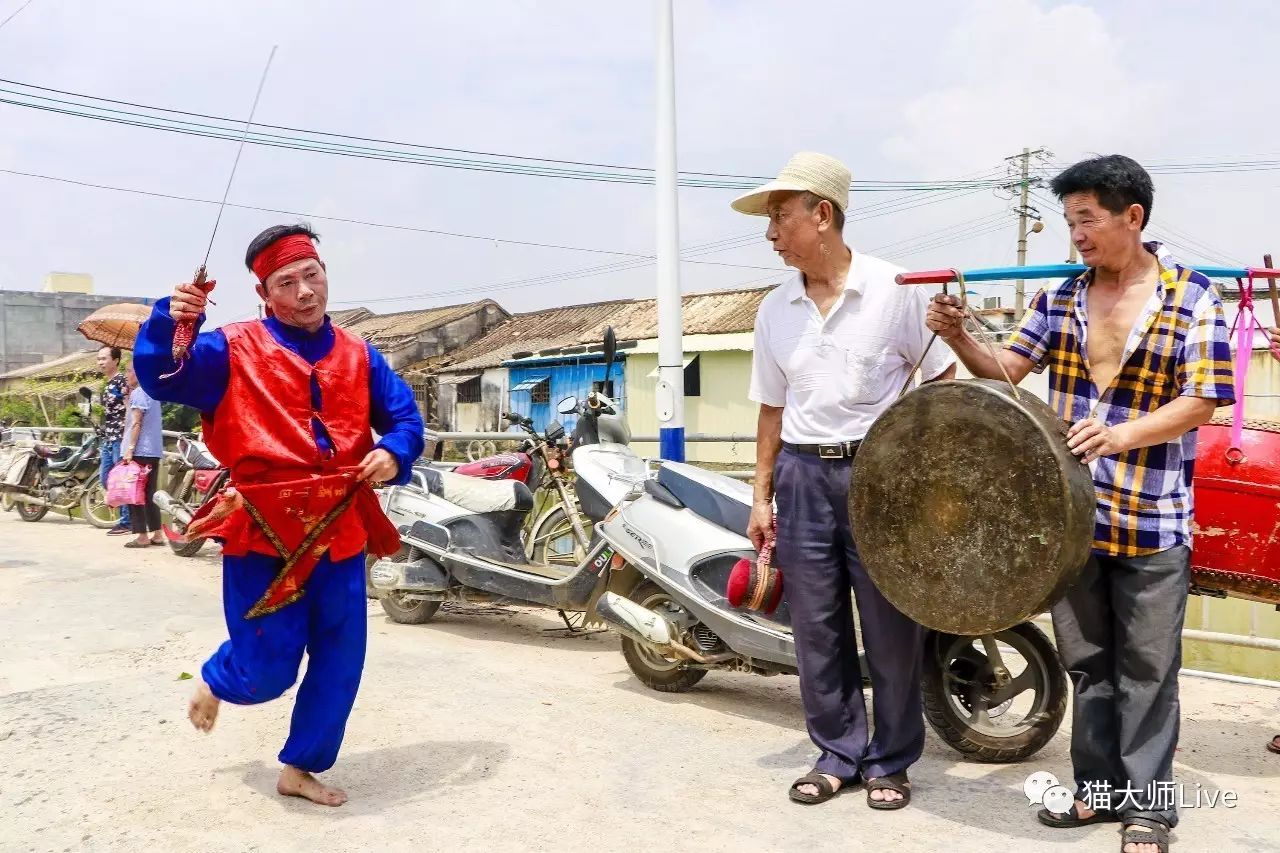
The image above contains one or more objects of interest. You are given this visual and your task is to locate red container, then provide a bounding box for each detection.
[1191,417,1280,604]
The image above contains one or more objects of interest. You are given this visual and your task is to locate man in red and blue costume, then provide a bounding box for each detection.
[134,223,424,806]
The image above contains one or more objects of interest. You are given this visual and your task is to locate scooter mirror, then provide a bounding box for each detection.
[602,326,617,368]
[557,396,579,415]
[78,386,93,400]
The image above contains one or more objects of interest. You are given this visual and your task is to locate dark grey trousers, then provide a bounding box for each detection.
[1051,544,1190,829]
[773,447,925,783]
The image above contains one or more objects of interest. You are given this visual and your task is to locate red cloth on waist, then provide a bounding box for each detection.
[186,469,399,617]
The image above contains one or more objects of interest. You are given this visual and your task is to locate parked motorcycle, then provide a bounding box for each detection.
[0,388,117,528]
[591,461,1068,763]
[368,329,649,626]
[153,432,229,556]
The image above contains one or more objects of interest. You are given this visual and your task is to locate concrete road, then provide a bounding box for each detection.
[2,512,1277,853]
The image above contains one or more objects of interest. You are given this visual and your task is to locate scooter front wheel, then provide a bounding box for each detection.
[618,581,707,693]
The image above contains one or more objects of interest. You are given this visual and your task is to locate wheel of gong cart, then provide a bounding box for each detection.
[921,622,1067,763]
[618,581,707,693]
[367,546,442,624]
[80,482,120,530]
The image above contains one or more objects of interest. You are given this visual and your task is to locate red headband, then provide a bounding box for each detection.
[251,234,321,284]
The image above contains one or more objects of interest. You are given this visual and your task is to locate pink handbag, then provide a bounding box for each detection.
[106,461,150,508]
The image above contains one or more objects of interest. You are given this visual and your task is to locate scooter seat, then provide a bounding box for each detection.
[419,467,533,514]
[657,461,753,540]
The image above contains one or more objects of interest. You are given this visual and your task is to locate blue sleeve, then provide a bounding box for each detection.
[133,298,230,414]
[367,343,424,486]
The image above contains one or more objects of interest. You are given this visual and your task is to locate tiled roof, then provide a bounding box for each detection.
[336,300,502,351]
[437,285,776,372]
[0,349,101,381]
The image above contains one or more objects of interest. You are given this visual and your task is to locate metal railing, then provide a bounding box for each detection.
[7,426,188,439]
[429,430,758,479]
[12,426,1276,661]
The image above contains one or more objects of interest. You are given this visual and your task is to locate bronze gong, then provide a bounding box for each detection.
[849,379,1095,636]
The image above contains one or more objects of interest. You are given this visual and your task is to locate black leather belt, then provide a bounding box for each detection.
[783,440,861,459]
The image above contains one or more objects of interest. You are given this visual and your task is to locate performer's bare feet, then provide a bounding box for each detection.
[187,681,220,732]
[277,765,348,806]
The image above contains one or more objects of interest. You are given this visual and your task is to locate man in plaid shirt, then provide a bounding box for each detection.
[927,155,1233,853]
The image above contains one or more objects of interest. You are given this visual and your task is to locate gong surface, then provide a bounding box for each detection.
[850,379,1095,635]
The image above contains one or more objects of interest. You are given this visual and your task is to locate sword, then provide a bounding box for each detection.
[170,46,278,364]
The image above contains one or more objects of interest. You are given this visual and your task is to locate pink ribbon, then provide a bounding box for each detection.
[1225,274,1276,463]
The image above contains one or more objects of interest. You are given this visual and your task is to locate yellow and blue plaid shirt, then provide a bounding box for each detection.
[1006,243,1235,557]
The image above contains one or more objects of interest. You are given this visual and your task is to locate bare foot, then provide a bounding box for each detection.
[187,681,220,733]
[1122,824,1162,853]
[796,773,842,798]
[277,765,348,807]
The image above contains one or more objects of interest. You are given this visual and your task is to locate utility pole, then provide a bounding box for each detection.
[653,0,685,461]
[1002,147,1048,315]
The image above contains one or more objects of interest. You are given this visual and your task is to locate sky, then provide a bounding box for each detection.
[1,0,1278,327]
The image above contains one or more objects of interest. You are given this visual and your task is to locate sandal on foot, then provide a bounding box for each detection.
[1037,803,1120,828]
[1267,735,1280,755]
[123,540,152,548]
[788,772,841,805]
[1121,821,1169,852]
[866,772,911,810]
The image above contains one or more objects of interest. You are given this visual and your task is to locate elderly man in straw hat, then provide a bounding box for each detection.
[735,152,956,808]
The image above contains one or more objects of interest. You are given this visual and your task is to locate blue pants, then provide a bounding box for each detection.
[99,439,130,528]
[202,550,367,773]
[773,447,925,783]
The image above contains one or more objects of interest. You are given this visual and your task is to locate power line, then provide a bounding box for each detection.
[0,79,1013,191]
[867,210,1008,254]
[327,186,1005,307]
[1030,190,1244,268]
[881,221,1013,263]
[0,166,697,262]
[0,0,33,31]
[0,160,1009,309]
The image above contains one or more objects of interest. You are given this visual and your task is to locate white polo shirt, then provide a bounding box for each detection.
[749,250,955,444]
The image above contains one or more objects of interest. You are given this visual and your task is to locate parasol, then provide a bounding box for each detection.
[76,302,152,349]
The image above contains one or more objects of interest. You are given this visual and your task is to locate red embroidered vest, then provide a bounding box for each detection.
[203,320,376,562]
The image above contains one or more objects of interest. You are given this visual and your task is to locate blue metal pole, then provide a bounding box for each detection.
[897,263,1277,285]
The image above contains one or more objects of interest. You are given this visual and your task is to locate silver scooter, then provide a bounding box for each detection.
[592,460,1069,763]
[367,331,648,628]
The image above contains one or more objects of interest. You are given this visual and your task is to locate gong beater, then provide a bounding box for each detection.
[849,379,1095,636]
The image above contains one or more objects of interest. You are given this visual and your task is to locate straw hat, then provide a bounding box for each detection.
[730,151,851,216]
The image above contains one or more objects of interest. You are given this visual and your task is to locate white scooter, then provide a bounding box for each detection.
[591,461,1070,764]
[368,331,648,627]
